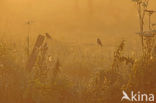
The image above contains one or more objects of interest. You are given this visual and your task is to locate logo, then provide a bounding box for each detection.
[121,90,154,102]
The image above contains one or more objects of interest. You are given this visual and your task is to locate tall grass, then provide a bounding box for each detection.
[0,38,155,103]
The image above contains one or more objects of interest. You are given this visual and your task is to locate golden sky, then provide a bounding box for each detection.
[0,0,156,43]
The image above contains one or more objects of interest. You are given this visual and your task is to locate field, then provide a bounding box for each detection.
[0,0,156,103]
[0,33,155,103]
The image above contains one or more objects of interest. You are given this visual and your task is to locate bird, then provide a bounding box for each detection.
[121,91,131,101]
[45,33,52,39]
[97,38,103,47]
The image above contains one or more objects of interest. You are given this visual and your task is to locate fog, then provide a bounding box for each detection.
[0,1,156,103]
[0,0,156,43]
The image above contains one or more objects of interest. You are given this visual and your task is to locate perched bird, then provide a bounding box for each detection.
[97,38,103,47]
[45,33,52,39]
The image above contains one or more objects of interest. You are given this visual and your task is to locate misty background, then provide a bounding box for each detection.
[0,0,156,45]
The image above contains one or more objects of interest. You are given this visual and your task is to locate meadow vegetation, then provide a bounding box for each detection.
[0,36,155,103]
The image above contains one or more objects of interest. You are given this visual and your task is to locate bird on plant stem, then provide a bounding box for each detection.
[45,33,52,39]
[97,38,103,47]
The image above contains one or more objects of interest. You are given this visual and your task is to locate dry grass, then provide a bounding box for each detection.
[0,38,155,103]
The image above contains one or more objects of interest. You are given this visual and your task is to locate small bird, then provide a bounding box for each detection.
[45,33,52,39]
[97,38,103,47]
